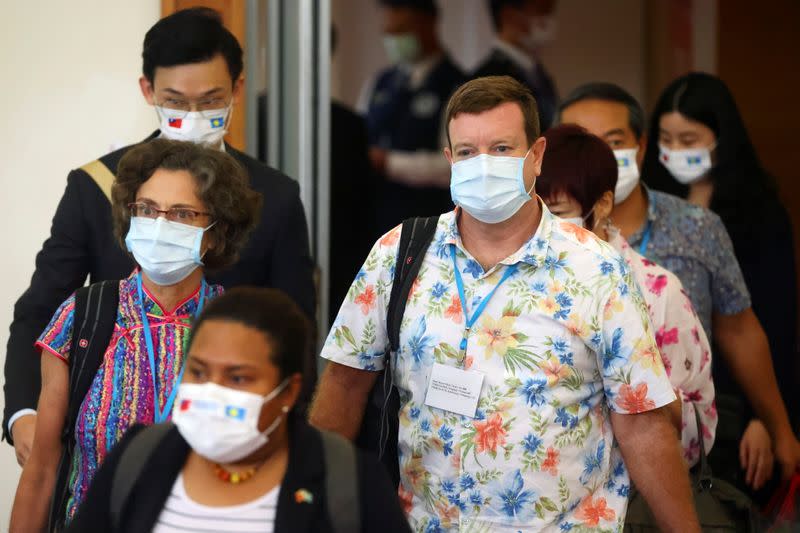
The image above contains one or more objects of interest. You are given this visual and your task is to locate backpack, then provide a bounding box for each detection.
[49,280,120,532]
[108,423,361,533]
[355,216,439,486]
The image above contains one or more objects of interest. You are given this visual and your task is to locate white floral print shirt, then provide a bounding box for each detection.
[322,205,676,532]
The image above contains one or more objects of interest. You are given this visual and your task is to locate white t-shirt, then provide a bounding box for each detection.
[152,473,280,533]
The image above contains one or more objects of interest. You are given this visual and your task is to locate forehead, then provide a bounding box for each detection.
[190,319,275,369]
[151,53,233,96]
[136,168,202,204]
[448,101,527,144]
[543,190,578,206]
[383,7,417,29]
[561,99,632,137]
[659,111,711,133]
[527,0,557,15]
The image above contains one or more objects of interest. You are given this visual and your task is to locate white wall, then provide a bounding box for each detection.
[332,0,645,110]
[0,1,160,527]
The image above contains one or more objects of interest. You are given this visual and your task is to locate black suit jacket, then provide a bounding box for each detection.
[65,416,411,533]
[3,133,316,441]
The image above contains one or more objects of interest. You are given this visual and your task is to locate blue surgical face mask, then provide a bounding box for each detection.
[450,150,534,224]
[125,216,214,286]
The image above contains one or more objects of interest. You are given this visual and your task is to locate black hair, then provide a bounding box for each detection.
[641,72,779,230]
[379,0,438,16]
[190,287,309,379]
[142,7,243,84]
[558,82,646,139]
[489,0,525,31]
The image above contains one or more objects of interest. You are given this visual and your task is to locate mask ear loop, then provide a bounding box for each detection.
[521,148,536,196]
[197,221,217,262]
[259,378,293,438]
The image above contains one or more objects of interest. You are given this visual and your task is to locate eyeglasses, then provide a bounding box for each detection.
[156,97,231,119]
[128,202,212,223]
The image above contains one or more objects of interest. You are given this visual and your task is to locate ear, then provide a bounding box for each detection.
[282,373,303,412]
[140,76,156,106]
[593,190,615,228]
[231,75,245,106]
[530,135,547,176]
[444,146,453,165]
[636,134,647,168]
[201,229,217,254]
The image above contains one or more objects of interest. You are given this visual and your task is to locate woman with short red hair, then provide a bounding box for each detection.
[538,124,717,468]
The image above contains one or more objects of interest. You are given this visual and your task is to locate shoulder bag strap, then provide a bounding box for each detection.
[109,423,174,532]
[320,430,361,533]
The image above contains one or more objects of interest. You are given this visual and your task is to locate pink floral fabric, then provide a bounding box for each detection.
[609,228,716,466]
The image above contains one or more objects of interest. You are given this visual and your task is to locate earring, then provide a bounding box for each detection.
[281,405,290,413]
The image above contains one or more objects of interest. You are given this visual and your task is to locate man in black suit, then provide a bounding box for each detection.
[473,0,559,130]
[3,8,316,465]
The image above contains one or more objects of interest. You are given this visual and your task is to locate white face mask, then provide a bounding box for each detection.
[172,379,291,464]
[125,217,213,286]
[561,206,595,229]
[157,105,231,146]
[659,143,715,185]
[450,151,534,224]
[613,148,640,204]
[382,33,421,64]
[522,15,558,50]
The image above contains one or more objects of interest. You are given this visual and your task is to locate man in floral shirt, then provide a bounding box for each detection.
[311,76,699,532]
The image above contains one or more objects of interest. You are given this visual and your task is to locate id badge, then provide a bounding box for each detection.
[424,362,485,418]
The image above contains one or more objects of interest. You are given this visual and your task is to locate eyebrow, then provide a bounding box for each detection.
[135,198,202,210]
[602,128,627,138]
[453,138,515,150]
[186,356,258,372]
[161,88,226,97]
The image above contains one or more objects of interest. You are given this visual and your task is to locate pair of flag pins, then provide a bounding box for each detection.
[294,488,314,504]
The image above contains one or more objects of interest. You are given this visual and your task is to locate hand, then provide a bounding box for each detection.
[739,419,774,490]
[369,147,388,174]
[11,414,37,467]
[773,429,800,480]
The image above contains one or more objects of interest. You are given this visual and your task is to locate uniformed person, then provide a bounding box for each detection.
[358,0,466,232]
[3,7,317,468]
[473,0,559,130]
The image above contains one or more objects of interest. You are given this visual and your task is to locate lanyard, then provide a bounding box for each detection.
[450,246,518,361]
[136,273,206,423]
[638,220,652,256]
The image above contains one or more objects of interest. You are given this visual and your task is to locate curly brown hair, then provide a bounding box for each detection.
[112,138,262,271]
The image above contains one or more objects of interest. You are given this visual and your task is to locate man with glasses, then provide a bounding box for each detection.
[3,7,316,467]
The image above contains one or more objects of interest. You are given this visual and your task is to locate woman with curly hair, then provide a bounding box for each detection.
[10,138,262,532]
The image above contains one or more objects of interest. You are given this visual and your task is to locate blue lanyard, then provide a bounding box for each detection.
[638,221,652,256]
[136,273,206,423]
[450,246,518,361]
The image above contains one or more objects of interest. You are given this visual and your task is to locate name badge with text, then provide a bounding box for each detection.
[424,362,485,418]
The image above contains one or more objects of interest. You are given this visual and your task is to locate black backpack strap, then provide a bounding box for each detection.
[386,216,440,352]
[49,280,119,531]
[67,280,120,444]
[321,430,361,533]
[110,423,174,532]
[370,216,438,470]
